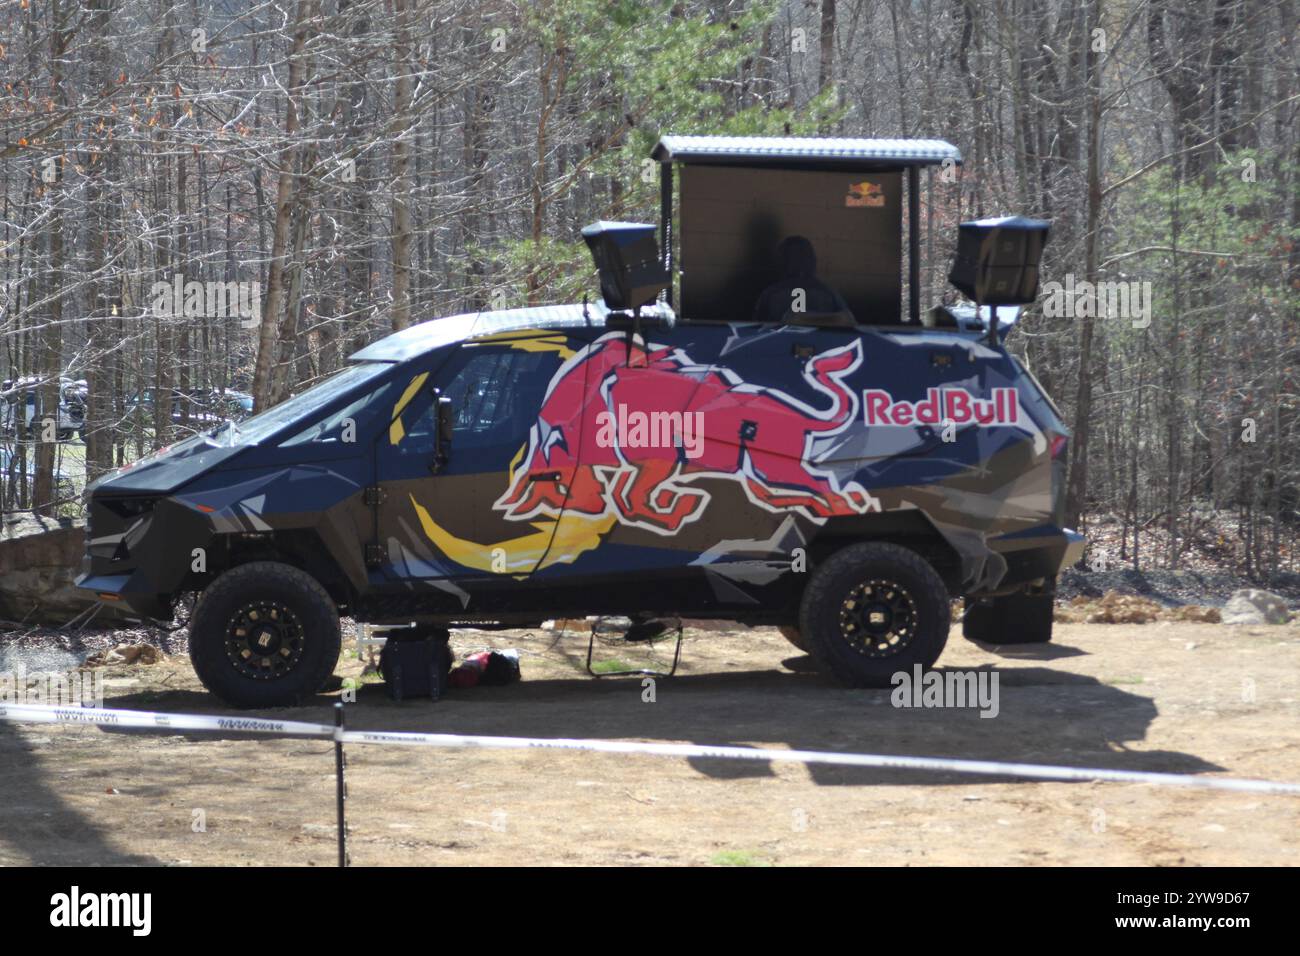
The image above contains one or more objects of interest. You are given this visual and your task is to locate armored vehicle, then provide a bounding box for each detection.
[79,136,1083,707]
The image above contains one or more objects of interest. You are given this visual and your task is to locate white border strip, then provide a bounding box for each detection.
[4,703,1300,795]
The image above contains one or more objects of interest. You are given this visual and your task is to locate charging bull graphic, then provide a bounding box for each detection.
[494,333,879,535]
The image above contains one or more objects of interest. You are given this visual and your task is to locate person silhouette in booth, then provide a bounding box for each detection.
[752,235,850,323]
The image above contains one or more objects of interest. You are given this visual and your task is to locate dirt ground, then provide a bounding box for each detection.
[2,618,1299,867]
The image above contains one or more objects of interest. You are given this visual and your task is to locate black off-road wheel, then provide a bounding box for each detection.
[963,592,1054,644]
[799,542,951,687]
[189,561,341,708]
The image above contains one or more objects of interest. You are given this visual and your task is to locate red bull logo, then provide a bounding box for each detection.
[863,387,1021,428]
[494,332,879,536]
[845,180,885,208]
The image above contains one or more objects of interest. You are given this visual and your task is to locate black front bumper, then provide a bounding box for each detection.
[77,493,213,622]
[76,569,174,621]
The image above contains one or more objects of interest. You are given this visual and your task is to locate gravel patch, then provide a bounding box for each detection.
[1057,568,1300,608]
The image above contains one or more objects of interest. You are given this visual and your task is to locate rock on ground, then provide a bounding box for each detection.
[1221,589,1291,625]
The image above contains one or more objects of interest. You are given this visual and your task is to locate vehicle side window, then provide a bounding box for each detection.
[398,346,560,454]
[278,380,395,447]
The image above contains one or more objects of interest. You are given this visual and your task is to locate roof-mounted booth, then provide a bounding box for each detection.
[650,135,962,326]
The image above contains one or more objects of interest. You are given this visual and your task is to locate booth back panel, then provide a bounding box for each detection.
[679,166,902,324]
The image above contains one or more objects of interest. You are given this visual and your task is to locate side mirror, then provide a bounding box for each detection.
[429,391,453,474]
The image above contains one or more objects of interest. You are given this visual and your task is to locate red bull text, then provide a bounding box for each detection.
[862,387,1021,428]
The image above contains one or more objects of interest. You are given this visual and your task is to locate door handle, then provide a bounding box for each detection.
[528,471,562,483]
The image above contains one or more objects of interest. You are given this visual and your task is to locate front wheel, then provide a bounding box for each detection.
[189,561,341,708]
[799,542,951,687]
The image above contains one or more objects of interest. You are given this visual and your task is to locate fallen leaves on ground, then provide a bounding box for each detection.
[83,643,165,666]
[1054,591,1220,624]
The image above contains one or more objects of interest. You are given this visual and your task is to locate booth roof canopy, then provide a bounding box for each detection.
[652,135,962,168]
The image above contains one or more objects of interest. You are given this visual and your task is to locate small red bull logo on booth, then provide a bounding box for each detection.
[863,387,1021,427]
[845,180,885,207]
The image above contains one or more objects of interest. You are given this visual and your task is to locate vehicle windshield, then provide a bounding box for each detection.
[211,362,392,446]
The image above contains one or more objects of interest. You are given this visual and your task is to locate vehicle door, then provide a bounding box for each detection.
[371,334,581,592]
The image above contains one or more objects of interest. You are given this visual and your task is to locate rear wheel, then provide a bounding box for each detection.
[189,561,341,708]
[799,542,950,687]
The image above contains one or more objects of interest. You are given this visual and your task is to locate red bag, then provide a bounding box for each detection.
[449,649,521,688]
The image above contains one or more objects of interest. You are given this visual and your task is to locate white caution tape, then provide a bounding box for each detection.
[339,729,1300,795]
[4,702,1300,795]
[0,702,334,738]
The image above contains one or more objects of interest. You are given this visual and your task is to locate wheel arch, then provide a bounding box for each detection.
[806,509,965,594]
[187,531,355,609]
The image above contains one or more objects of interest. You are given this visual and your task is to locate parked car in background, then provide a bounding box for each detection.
[216,389,254,421]
[124,386,254,433]
[0,376,87,441]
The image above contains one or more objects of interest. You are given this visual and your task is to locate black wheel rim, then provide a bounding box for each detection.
[838,578,919,658]
[224,600,305,680]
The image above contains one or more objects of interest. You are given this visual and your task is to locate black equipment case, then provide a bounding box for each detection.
[378,628,452,701]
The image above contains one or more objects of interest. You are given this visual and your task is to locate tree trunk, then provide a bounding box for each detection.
[251,0,314,410]
[390,0,414,331]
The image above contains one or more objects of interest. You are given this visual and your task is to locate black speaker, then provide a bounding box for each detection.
[948,216,1050,306]
[581,221,669,311]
